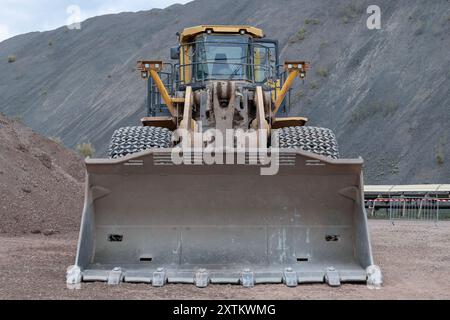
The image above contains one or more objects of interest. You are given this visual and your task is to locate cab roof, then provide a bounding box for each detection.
[179,25,264,43]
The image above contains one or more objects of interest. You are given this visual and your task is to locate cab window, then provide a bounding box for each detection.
[194,34,251,81]
[253,41,277,83]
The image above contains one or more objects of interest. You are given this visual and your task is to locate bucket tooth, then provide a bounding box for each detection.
[241,269,254,288]
[107,267,123,285]
[283,268,298,287]
[366,265,383,289]
[325,267,341,287]
[194,269,209,288]
[152,268,167,287]
[66,265,82,289]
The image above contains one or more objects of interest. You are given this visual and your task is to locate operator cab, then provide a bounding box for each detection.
[140,25,305,120]
[191,34,278,84]
[176,26,279,85]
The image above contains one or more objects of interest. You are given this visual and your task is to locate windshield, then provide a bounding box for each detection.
[194,34,250,81]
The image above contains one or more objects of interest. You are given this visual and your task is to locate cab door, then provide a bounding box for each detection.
[253,40,278,84]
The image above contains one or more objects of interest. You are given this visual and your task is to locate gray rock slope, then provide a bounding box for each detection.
[0,0,449,184]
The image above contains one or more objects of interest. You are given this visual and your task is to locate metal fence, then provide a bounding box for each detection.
[365,197,450,222]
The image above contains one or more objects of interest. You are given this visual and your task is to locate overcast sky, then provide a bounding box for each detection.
[0,0,192,42]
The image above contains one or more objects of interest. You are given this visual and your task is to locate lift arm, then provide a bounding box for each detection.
[272,61,309,116]
[137,60,177,117]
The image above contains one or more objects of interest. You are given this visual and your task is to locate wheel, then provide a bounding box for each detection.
[273,126,340,159]
[109,126,172,158]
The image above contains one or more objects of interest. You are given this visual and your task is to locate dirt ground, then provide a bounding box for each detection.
[0,220,449,300]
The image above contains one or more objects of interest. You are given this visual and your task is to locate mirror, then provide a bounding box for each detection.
[170,46,180,60]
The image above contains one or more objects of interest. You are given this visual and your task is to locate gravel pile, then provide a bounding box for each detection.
[0,113,85,235]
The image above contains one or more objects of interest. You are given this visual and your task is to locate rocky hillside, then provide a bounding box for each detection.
[0,113,84,235]
[0,0,449,184]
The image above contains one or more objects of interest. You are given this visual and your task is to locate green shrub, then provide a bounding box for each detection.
[76,142,95,158]
[13,115,23,123]
[7,55,16,63]
[319,42,329,50]
[414,20,425,36]
[288,28,307,43]
[305,18,320,25]
[297,28,306,40]
[436,141,445,165]
[350,101,398,124]
[409,13,430,36]
[316,66,329,78]
[339,2,363,23]
[49,136,62,145]
[436,153,444,165]
[389,161,400,175]
[310,81,319,89]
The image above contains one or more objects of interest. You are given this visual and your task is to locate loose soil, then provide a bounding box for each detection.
[1,221,449,300]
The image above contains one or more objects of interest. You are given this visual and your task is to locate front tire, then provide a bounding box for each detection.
[108,126,172,159]
[274,126,340,159]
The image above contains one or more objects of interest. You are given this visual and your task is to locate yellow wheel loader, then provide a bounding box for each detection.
[67,25,382,288]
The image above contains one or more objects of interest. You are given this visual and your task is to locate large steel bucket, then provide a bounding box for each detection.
[67,148,380,288]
